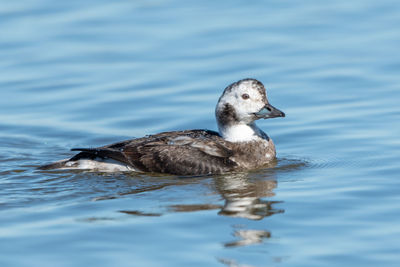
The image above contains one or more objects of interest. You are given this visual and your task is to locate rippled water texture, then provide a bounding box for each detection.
[1,1,400,266]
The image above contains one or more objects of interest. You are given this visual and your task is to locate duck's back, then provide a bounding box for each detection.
[39,129,276,175]
[116,129,239,175]
[40,130,236,175]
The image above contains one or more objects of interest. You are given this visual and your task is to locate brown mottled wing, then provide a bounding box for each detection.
[71,130,238,175]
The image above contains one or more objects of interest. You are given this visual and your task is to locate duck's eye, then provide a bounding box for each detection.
[241,93,250,100]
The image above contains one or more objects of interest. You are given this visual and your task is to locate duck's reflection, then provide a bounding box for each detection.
[114,167,284,217]
[96,158,306,267]
[214,171,283,220]
[169,170,283,221]
[169,170,284,247]
[224,229,271,247]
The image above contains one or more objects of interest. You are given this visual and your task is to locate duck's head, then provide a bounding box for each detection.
[215,79,285,130]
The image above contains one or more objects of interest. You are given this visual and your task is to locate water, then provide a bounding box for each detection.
[1,0,400,266]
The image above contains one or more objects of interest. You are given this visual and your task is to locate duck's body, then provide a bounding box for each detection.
[39,79,284,175]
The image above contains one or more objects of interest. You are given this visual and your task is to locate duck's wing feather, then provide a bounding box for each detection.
[70,130,237,175]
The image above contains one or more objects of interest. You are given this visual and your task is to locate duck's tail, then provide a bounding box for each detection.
[37,159,69,170]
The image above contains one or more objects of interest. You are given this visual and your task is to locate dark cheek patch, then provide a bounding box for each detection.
[217,103,239,125]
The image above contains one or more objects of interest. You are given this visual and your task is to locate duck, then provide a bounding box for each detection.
[39,78,285,175]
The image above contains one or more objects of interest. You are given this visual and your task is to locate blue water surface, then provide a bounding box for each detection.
[1,1,400,266]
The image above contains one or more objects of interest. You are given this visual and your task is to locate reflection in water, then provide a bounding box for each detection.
[215,172,283,220]
[110,159,304,250]
[213,170,283,248]
[166,172,283,220]
[218,257,257,267]
[119,210,161,217]
[224,229,271,247]
[167,168,285,247]
[170,203,222,212]
[71,159,304,267]
[169,159,305,221]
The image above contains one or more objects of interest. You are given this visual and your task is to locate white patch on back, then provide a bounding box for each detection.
[63,158,136,172]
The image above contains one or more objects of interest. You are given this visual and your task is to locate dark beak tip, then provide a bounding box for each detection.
[281,112,286,117]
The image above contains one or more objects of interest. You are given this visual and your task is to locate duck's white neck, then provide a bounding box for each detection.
[218,122,266,142]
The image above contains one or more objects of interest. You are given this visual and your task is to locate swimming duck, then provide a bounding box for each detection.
[39,78,285,175]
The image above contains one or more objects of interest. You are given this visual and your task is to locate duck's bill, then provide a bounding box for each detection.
[253,103,285,119]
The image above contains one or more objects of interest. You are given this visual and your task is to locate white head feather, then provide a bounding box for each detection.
[215,79,283,142]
